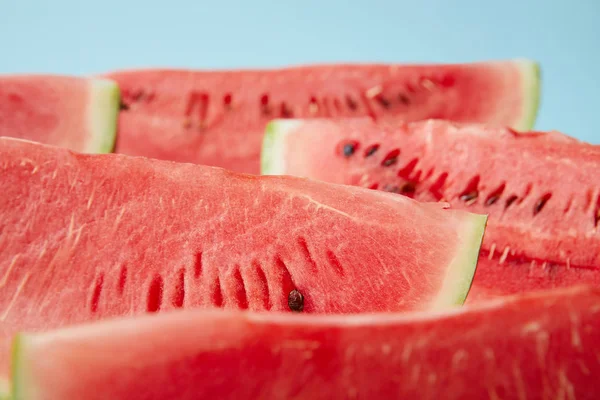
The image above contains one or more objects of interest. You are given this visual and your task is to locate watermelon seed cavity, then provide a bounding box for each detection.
[459,176,481,205]
[381,149,400,167]
[288,289,304,312]
[485,183,506,206]
[194,252,203,279]
[147,275,164,313]
[117,265,127,295]
[364,144,380,157]
[505,195,519,209]
[90,273,104,313]
[260,94,271,115]
[400,182,416,197]
[171,268,186,308]
[298,237,318,273]
[533,193,552,216]
[341,141,359,157]
[397,158,418,179]
[375,95,391,109]
[223,93,232,109]
[398,93,410,105]
[280,102,293,118]
[345,95,358,111]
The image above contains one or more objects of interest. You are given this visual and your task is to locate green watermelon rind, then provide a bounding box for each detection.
[0,376,10,400]
[427,213,487,310]
[85,78,120,154]
[515,59,541,131]
[10,335,23,400]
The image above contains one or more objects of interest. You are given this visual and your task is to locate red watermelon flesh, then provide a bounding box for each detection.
[10,285,600,400]
[262,118,600,302]
[0,75,120,153]
[0,136,486,377]
[103,59,540,174]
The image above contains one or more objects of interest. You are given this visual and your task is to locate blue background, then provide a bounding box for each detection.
[2,0,599,142]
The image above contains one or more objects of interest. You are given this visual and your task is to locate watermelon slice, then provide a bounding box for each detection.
[261,118,600,301]
[103,59,540,174]
[0,75,120,153]
[10,285,600,400]
[0,136,486,377]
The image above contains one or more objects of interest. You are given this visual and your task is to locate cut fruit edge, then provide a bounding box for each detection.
[84,78,120,154]
[427,213,487,310]
[514,59,541,131]
[261,119,302,176]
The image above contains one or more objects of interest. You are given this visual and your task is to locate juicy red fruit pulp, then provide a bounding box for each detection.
[104,60,536,174]
[268,118,600,302]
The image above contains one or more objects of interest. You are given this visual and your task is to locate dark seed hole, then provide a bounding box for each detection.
[232,267,249,310]
[172,268,185,308]
[90,273,104,313]
[397,158,419,180]
[212,274,223,307]
[194,252,203,279]
[401,182,416,197]
[223,93,232,107]
[346,95,358,111]
[459,176,481,204]
[364,144,380,158]
[428,172,448,201]
[485,183,506,206]
[280,102,293,118]
[505,195,519,209]
[119,101,130,111]
[288,289,304,312]
[533,193,552,216]
[381,149,401,167]
[132,90,145,102]
[260,93,271,115]
[147,274,164,313]
[376,95,391,109]
[398,93,410,105]
[117,265,127,295]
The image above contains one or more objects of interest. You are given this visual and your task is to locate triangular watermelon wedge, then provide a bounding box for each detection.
[0,75,120,153]
[9,285,600,400]
[103,59,540,174]
[0,136,486,379]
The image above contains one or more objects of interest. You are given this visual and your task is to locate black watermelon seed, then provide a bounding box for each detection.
[460,191,478,202]
[382,157,398,167]
[119,101,130,111]
[342,143,357,157]
[288,289,304,312]
[485,195,499,206]
[364,144,380,157]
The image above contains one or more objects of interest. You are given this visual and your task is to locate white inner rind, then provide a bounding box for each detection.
[260,119,301,175]
[427,213,488,310]
[85,78,120,154]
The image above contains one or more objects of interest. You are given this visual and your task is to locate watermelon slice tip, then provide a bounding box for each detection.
[86,78,120,154]
[514,59,541,131]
